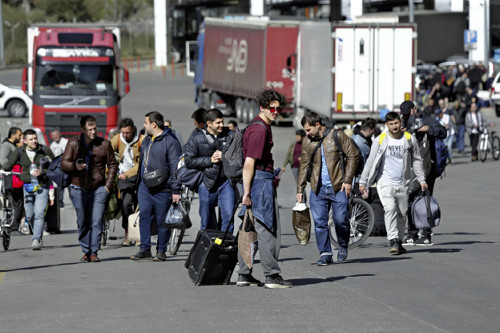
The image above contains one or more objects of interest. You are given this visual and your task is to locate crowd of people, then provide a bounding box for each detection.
[0,87,494,288]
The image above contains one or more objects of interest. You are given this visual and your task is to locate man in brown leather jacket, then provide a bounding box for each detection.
[61,116,118,262]
[297,111,359,266]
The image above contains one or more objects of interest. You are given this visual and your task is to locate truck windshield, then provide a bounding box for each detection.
[35,64,115,94]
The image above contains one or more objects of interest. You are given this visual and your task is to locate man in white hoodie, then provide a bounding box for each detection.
[111,118,143,246]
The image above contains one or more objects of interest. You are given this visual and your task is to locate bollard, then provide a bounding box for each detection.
[129,58,134,70]
[137,57,140,72]
[162,66,166,79]
[171,57,175,78]
[149,58,153,71]
[180,63,184,77]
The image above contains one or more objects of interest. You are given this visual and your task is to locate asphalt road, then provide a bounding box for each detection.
[0,68,499,333]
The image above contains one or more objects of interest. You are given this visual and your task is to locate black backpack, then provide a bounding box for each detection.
[332,129,364,179]
[222,121,266,183]
[46,154,71,188]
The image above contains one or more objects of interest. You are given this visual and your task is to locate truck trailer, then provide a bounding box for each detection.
[22,24,130,142]
[292,21,416,127]
[195,17,298,124]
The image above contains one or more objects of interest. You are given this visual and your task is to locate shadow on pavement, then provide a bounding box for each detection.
[409,247,462,253]
[0,261,83,272]
[290,274,375,286]
[348,256,412,263]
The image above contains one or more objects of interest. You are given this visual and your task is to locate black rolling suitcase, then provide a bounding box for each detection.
[185,228,238,286]
[45,188,61,233]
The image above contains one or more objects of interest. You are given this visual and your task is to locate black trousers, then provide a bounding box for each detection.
[121,187,137,231]
[11,187,25,231]
[470,133,480,157]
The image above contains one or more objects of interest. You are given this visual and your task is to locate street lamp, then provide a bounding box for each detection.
[4,20,20,48]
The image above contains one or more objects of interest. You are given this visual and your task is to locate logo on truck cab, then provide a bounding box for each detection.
[219,38,247,73]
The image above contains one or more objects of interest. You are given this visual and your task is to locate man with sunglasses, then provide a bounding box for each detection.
[297,111,360,266]
[236,89,292,289]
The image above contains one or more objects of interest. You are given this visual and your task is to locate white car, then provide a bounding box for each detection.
[0,82,32,117]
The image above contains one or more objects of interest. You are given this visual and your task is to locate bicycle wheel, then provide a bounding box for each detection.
[329,197,375,249]
[492,135,500,160]
[2,229,10,250]
[169,227,185,255]
[101,221,109,246]
[479,136,488,162]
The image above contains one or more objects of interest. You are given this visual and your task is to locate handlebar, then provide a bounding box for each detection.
[0,170,21,176]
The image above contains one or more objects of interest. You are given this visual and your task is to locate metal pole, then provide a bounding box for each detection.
[0,3,5,67]
[409,0,415,23]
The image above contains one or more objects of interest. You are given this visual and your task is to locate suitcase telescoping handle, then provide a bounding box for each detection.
[214,205,240,246]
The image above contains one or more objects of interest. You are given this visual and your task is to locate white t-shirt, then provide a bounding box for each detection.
[378,135,405,185]
[50,137,68,156]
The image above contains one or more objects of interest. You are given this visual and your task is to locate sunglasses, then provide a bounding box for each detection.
[269,107,283,113]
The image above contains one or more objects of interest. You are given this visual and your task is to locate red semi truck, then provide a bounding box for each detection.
[195,18,298,124]
[22,24,130,142]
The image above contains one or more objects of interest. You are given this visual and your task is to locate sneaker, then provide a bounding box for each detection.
[337,247,348,263]
[415,236,434,246]
[130,249,152,260]
[402,236,417,246]
[122,233,131,247]
[42,230,50,236]
[316,255,333,266]
[32,239,43,250]
[80,254,89,262]
[388,238,399,254]
[153,252,167,262]
[264,275,292,289]
[236,274,262,287]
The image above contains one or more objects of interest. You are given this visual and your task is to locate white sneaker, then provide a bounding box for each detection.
[42,230,50,236]
[32,239,43,250]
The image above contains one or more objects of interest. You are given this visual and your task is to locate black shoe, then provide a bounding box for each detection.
[316,255,333,266]
[130,249,152,260]
[415,236,434,246]
[264,275,292,289]
[402,236,417,246]
[389,238,399,254]
[236,274,262,287]
[397,240,407,254]
[153,252,167,262]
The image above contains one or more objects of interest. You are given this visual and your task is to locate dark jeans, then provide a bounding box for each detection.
[456,124,466,152]
[69,185,108,255]
[11,187,24,231]
[198,180,235,233]
[137,182,172,253]
[407,171,436,239]
[470,133,480,157]
[120,187,137,231]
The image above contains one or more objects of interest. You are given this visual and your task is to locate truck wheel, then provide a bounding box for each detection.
[235,98,244,122]
[7,99,27,117]
[209,92,218,109]
[242,99,251,124]
[249,100,259,121]
[496,105,500,117]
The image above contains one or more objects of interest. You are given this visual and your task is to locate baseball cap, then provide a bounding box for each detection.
[400,101,415,115]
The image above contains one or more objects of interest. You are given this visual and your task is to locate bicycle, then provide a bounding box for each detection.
[328,193,375,249]
[0,170,21,251]
[479,128,500,162]
[168,186,194,255]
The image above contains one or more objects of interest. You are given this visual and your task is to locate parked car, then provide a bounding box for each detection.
[0,82,31,117]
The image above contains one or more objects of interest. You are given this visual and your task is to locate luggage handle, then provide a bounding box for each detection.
[214,205,239,246]
[418,188,433,224]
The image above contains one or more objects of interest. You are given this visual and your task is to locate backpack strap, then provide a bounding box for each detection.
[378,131,412,146]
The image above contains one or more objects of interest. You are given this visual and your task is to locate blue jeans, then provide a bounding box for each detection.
[309,184,349,255]
[198,180,235,233]
[444,134,455,160]
[456,124,466,152]
[24,184,49,241]
[137,182,172,253]
[69,185,108,255]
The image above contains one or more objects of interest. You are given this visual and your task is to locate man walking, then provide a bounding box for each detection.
[110,118,143,246]
[0,127,25,234]
[130,111,182,262]
[297,111,360,266]
[61,116,118,262]
[3,129,55,249]
[236,89,291,289]
[49,129,68,208]
[400,101,446,246]
[359,112,427,255]
[185,108,235,233]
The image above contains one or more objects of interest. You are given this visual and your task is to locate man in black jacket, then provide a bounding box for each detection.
[3,129,55,250]
[400,101,447,246]
[185,108,235,233]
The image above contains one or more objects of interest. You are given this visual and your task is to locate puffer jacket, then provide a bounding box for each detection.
[3,144,55,184]
[138,128,182,194]
[61,134,118,191]
[184,127,229,191]
[298,128,359,194]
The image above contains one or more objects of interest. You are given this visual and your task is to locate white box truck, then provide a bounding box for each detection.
[292,21,416,127]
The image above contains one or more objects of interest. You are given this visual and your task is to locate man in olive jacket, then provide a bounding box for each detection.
[61,116,118,262]
[297,111,360,266]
